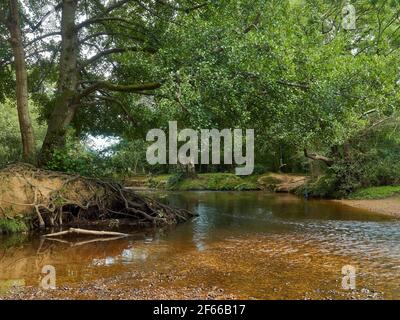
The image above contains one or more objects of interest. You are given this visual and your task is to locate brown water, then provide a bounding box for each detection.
[1,191,400,299]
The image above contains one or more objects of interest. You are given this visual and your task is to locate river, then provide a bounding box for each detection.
[1,191,400,299]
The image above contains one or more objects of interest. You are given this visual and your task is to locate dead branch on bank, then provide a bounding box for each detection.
[44,235,127,247]
[44,228,128,237]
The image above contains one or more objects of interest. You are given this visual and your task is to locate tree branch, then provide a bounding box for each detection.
[154,0,209,13]
[277,80,309,91]
[244,13,261,34]
[76,0,133,30]
[359,108,377,119]
[80,46,156,69]
[79,31,147,44]
[77,16,139,29]
[304,149,334,166]
[29,3,63,32]
[25,32,61,47]
[355,117,392,139]
[78,81,162,99]
[93,0,132,17]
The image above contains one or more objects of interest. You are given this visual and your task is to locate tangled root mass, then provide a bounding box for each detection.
[0,164,194,230]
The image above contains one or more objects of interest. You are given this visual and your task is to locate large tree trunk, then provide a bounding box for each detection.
[39,0,79,166]
[7,0,36,164]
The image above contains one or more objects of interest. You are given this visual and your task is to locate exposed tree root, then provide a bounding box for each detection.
[0,164,195,230]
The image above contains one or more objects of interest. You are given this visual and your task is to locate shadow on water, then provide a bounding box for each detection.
[1,191,400,299]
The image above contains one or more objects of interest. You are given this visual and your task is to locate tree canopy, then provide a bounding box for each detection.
[0,0,399,193]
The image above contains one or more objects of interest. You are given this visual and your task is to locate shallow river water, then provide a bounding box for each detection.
[1,191,400,299]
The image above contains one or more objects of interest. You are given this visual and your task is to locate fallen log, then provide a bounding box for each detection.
[44,228,129,238]
[45,236,127,247]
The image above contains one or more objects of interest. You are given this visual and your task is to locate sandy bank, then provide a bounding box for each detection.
[335,197,400,218]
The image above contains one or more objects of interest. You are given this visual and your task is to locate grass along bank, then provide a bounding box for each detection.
[347,186,400,200]
[124,172,308,192]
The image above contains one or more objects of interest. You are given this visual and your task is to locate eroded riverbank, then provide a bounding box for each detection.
[2,192,400,300]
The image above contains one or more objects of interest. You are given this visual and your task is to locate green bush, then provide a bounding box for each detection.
[297,172,340,198]
[0,218,28,234]
[252,164,269,175]
[167,171,186,189]
[302,125,400,199]
[44,133,102,176]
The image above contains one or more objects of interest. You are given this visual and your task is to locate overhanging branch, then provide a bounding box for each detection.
[76,17,131,29]
[304,149,334,166]
[79,31,147,44]
[155,0,209,13]
[277,80,309,91]
[78,81,162,99]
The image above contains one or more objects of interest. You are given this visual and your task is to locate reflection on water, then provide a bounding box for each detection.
[1,192,400,299]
